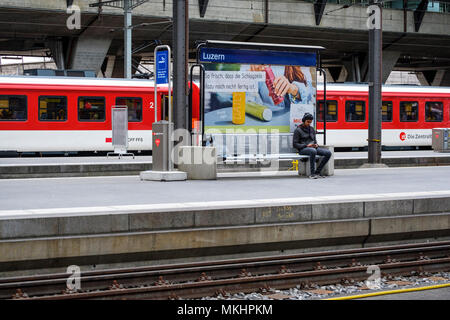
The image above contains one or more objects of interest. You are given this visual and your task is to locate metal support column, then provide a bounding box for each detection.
[124,0,132,79]
[173,0,188,131]
[89,0,149,79]
[368,0,382,164]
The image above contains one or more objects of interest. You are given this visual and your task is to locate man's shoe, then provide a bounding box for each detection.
[308,174,319,179]
[314,172,327,178]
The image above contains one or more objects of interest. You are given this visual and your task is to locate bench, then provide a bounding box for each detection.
[221,152,333,176]
[207,133,334,176]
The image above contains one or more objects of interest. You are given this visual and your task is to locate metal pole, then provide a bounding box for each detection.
[189,64,205,147]
[124,0,132,79]
[153,45,172,170]
[368,0,382,164]
[264,0,269,24]
[322,70,327,146]
[173,0,188,131]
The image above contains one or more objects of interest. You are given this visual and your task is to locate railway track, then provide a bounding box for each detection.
[2,241,450,300]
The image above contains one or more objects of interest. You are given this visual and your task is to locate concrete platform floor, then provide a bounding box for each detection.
[359,286,450,300]
[0,150,447,165]
[0,165,449,211]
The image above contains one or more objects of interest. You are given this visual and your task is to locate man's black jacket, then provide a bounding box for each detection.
[293,125,317,151]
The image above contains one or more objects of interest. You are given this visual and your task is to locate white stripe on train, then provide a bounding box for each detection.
[0,130,153,152]
[0,129,431,152]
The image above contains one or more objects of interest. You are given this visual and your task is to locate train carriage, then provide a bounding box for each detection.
[315,83,450,147]
[0,76,200,153]
[0,76,448,153]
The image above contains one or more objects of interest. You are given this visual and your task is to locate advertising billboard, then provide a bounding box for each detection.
[199,47,317,134]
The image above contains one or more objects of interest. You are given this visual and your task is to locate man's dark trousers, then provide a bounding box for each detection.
[299,147,332,175]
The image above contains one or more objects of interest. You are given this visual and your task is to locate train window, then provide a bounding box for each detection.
[317,100,338,122]
[78,97,105,121]
[425,102,443,122]
[400,101,418,122]
[382,101,393,122]
[116,97,142,122]
[0,95,27,121]
[345,100,365,122]
[39,96,67,121]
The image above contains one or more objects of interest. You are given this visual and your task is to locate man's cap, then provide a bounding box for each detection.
[302,112,314,122]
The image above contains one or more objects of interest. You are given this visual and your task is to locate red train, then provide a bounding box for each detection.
[0,76,199,152]
[0,76,448,152]
[315,83,450,147]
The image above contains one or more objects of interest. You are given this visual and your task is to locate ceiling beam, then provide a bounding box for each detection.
[414,0,429,32]
[198,0,209,18]
[314,0,327,26]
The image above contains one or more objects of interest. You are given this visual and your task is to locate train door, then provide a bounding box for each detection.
[159,94,173,121]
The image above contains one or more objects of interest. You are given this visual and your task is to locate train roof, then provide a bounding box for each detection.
[0,76,449,94]
[318,82,450,94]
[0,76,163,88]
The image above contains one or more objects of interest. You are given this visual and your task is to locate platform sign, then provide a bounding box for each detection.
[156,50,169,84]
[199,47,317,133]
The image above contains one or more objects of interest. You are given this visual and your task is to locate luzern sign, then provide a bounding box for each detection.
[199,47,316,66]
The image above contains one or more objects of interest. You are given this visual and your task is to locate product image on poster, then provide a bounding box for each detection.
[204,63,316,133]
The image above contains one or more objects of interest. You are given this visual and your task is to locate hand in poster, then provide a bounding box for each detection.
[249,65,299,98]
[273,75,299,97]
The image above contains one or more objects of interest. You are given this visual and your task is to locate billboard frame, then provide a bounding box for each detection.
[194,40,327,147]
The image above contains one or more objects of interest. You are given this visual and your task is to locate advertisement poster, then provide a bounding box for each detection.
[200,48,317,134]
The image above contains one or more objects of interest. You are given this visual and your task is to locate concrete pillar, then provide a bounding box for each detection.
[111,46,125,78]
[382,51,401,84]
[415,70,450,86]
[432,70,450,86]
[104,56,116,78]
[416,71,430,86]
[110,53,141,78]
[326,67,342,83]
[325,68,335,83]
[336,66,348,82]
[70,34,113,74]
[343,60,355,82]
[342,56,364,83]
[47,40,65,69]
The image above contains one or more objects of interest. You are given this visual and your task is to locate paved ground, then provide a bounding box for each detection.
[0,165,449,211]
[359,286,450,300]
[0,155,152,165]
[0,150,447,165]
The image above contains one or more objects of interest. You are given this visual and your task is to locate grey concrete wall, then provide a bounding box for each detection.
[70,34,113,74]
[1,212,449,268]
[0,162,152,179]
[1,0,449,36]
[1,195,450,270]
[1,196,449,239]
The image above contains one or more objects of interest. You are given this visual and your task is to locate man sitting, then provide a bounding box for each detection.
[293,113,332,179]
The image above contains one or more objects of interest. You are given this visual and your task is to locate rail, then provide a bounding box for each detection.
[2,240,449,300]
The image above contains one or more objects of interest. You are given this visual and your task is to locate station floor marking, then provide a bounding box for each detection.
[0,190,450,219]
[323,282,450,300]
[1,175,138,182]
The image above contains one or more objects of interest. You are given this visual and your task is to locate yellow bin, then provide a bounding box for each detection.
[232,92,246,125]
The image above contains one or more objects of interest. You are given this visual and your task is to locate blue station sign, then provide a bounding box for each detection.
[199,47,316,66]
[155,50,169,84]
